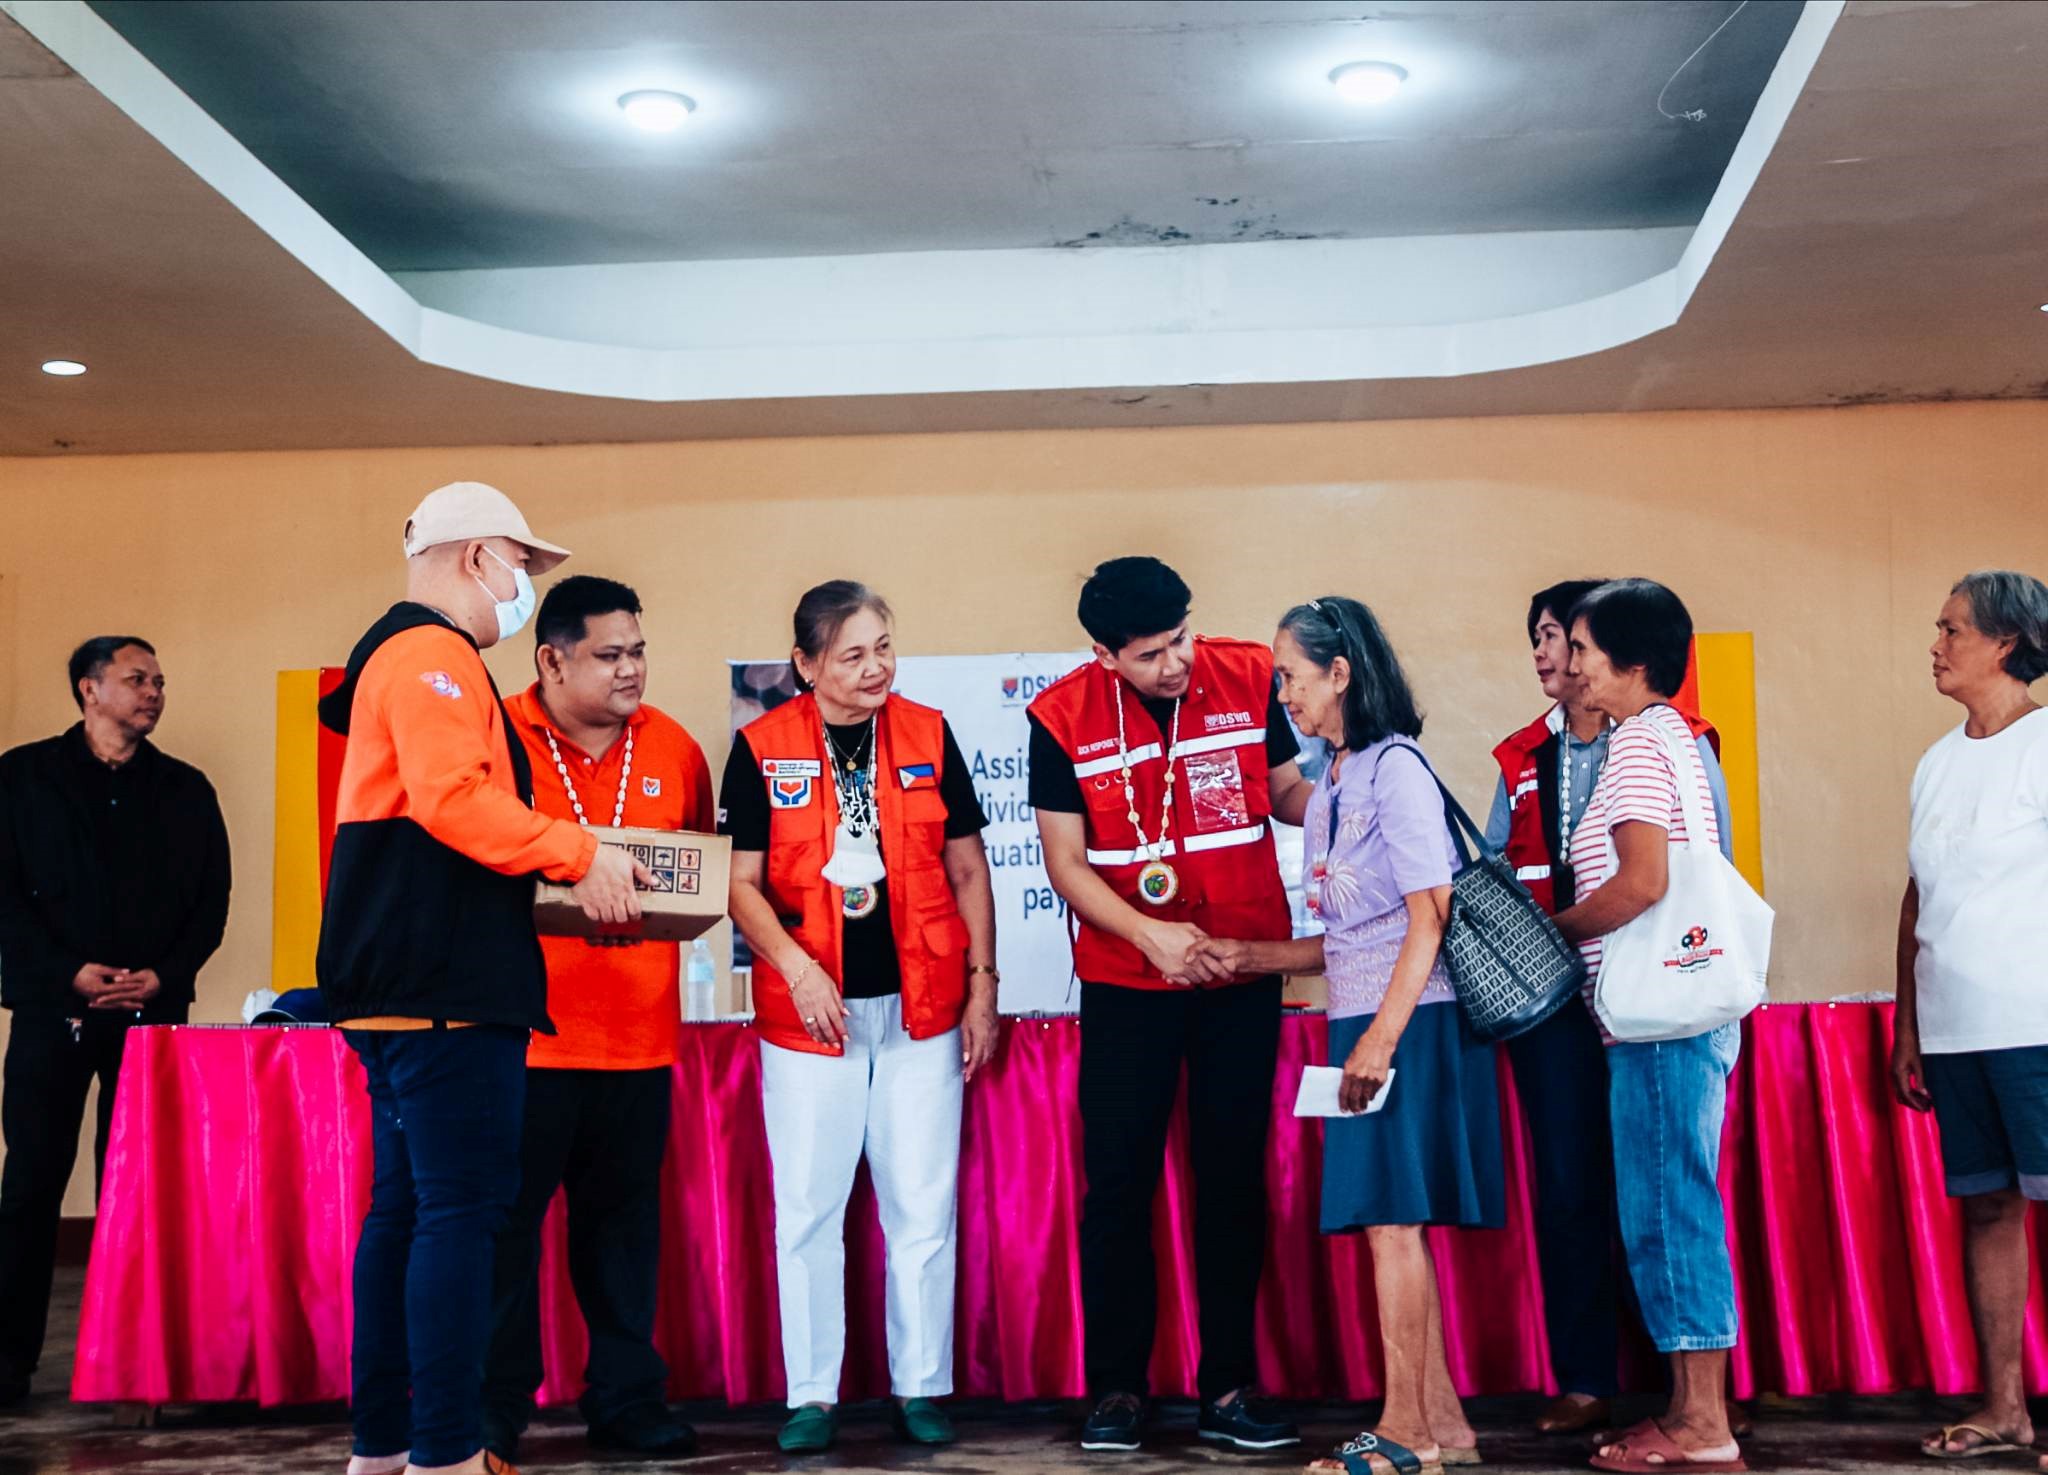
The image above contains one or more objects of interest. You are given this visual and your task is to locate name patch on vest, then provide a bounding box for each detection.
[761,758,822,778]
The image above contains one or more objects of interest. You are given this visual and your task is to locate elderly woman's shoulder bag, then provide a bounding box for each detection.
[1371,741,1586,1044]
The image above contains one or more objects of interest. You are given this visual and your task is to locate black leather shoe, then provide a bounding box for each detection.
[588,1406,699,1456]
[1197,1390,1301,1450]
[1081,1392,1145,1452]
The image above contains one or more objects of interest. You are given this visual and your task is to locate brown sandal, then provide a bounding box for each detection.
[1922,1423,2028,1460]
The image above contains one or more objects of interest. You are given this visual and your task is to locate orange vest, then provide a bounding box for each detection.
[742,691,969,1056]
[1028,637,1292,990]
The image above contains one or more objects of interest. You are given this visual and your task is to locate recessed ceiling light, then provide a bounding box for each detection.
[40,359,87,376]
[617,90,696,132]
[1329,60,1408,106]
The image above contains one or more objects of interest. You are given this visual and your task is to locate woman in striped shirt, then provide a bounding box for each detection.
[1551,579,1744,1475]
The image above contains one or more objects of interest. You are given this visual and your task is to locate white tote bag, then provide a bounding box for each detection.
[1593,719,1774,1042]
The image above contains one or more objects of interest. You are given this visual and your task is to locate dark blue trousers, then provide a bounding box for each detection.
[346,1026,528,1467]
[1504,1001,1622,1398]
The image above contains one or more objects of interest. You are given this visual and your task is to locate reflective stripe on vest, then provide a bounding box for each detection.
[1085,819,1269,867]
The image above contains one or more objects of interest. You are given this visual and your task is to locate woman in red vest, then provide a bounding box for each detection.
[719,580,998,1454]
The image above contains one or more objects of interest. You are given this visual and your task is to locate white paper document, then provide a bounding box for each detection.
[1292,1065,1395,1118]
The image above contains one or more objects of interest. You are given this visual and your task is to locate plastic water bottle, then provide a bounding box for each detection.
[685,938,717,1022]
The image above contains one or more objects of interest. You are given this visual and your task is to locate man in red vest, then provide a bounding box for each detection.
[1029,557,1306,1455]
[1483,577,1732,1439]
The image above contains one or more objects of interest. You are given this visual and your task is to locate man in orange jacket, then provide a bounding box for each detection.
[482,576,714,1462]
[317,482,645,1475]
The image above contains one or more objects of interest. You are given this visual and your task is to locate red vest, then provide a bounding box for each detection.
[1029,637,1291,990]
[743,692,969,1056]
[1492,704,1719,917]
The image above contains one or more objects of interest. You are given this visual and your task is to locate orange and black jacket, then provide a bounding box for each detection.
[315,603,596,1030]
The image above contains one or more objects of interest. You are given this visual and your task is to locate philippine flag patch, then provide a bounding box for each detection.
[897,763,937,790]
[418,671,463,700]
[769,776,814,809]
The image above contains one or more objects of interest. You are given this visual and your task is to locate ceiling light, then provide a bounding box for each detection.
[617,90,695,132]
[1328,60,1408,106]
[40,359,87,376]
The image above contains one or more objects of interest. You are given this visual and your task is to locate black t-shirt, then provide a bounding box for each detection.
[1027,689,1300,814]
[720,716,987,998]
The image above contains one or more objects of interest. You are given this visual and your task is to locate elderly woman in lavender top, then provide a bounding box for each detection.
[1199,597,1503,1475]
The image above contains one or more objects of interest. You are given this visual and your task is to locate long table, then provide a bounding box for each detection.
[70,1005,2048,1406]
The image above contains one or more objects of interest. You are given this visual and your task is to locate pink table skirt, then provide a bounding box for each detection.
[71,1004,2048,1406]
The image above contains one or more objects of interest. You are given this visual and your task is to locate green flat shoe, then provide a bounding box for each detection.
[894,1398,956,1446]
[778,1403,839,1453]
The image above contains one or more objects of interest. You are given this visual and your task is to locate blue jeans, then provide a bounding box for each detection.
[1607,1022,1740,1353]
[346,1026,528,1467]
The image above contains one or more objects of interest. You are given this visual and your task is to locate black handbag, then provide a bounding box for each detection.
[1369,743,1587,1044]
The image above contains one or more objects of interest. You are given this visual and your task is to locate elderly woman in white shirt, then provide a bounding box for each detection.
[1889,570,2048,1465]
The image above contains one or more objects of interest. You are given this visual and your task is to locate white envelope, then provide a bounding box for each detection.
[1293,1065,1395,1118]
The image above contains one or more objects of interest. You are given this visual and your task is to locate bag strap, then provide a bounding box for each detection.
[1643,712,1718,856]
[1369,739,1497,870]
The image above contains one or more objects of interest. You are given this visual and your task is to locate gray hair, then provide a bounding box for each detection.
[1953,570,2048,683]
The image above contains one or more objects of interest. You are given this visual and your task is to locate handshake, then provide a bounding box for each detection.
[1137,920,1252,988]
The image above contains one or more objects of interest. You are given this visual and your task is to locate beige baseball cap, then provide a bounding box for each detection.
[402,481,571,574]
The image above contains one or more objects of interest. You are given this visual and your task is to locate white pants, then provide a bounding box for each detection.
[759,994,963,1405]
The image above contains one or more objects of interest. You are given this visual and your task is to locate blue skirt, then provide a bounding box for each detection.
[1320,1002,1506,1232]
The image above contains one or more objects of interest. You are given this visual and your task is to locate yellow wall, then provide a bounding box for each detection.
[4,399,2044,1213]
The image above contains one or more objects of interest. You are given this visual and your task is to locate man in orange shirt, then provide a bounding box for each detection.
[482,576,714,1462]
[319,484,646,1475]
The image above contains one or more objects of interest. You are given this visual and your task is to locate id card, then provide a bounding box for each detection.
[1183,749,1251,832]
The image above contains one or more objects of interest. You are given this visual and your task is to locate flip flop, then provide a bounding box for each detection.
[1923,1423,2028,1460]
[1315,1430,1443,1475]
[1590,1419,1746,1474]
[1441,1447,1483,1466]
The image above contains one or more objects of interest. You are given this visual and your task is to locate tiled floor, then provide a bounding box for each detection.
[4,1270,2040,1474]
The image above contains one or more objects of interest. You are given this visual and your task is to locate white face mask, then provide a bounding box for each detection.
[474,546,536,641]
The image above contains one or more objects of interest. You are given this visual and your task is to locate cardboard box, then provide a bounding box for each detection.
[534,827,731,943]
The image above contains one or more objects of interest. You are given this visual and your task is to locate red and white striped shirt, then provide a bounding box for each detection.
[1569,703,1722,1039]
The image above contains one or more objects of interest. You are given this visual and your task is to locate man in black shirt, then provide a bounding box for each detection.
[0,636,231,1405]
[1028,558,1307,1455]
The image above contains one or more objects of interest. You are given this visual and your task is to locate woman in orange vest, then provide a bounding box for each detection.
[720,580,998,1454]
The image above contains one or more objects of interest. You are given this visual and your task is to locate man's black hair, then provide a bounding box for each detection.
[68,636,155,710]
[1078,556,1191,653]
[1525,579,1611,646]
[535,576,642,650]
